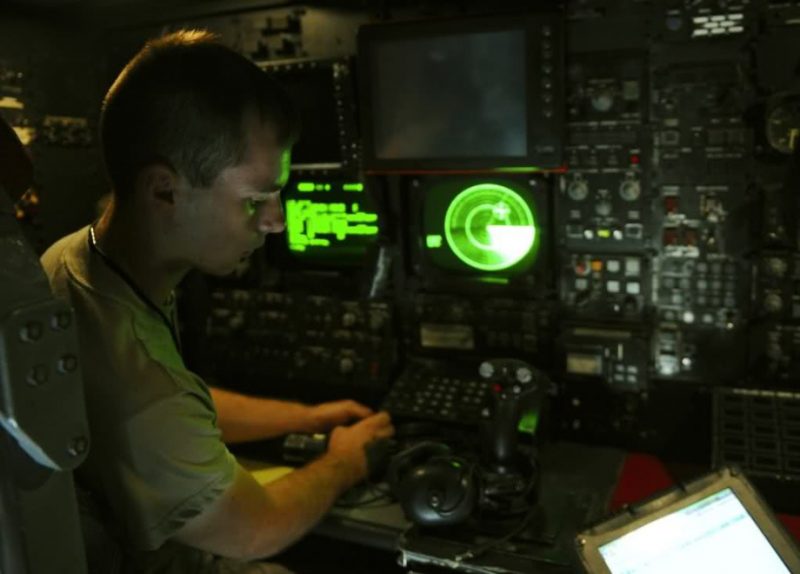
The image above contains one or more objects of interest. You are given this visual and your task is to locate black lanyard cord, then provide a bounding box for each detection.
[88,225,182,354]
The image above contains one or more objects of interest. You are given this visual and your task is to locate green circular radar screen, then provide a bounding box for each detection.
[444,183,537,272]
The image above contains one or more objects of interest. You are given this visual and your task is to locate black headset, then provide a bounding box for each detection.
[387,441,478,527]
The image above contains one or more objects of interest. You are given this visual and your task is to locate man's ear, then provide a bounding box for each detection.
[137,163,179,206]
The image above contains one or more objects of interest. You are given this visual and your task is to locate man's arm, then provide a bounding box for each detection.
[173,411,393,560]
[209,386,373,443]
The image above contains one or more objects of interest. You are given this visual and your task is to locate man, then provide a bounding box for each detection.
[41,29,394,572]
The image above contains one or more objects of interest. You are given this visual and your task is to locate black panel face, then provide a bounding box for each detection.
[276,66,341,165]
[257,58,360,171]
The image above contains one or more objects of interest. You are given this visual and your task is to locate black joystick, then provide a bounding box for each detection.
[478,358,547,475]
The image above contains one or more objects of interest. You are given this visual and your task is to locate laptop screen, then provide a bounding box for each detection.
[598,488,790,574]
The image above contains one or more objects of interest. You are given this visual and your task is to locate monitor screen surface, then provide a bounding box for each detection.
[371,30,527,160]
[598,488,790,574]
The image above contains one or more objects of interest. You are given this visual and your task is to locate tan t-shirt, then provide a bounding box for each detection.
[41,226,237,571]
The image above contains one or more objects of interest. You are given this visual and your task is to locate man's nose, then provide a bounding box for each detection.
[257,195,285,234]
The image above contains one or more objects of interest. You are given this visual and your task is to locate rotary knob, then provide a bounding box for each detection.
[591,89,615,112]
[766,257,788,278]
[619,178,641,202]
[515,367,533,384]
[764,293,784,314]
[567,177,589,201]
[339,357,355,374]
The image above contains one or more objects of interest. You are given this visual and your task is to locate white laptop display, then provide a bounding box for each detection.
[576,467,800,574]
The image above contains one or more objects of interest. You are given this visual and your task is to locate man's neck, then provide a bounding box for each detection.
[94,199,189,306]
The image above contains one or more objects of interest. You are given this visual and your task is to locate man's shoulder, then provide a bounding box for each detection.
[40,226,89,291]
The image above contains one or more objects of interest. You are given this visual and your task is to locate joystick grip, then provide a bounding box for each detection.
[479,359,546,473]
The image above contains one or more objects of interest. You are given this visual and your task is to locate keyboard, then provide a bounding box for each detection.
[382,360,491,425]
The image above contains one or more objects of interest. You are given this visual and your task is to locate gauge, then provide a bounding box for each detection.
[444,183,538,272]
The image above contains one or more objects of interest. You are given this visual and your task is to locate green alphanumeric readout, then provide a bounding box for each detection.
[427,182,537,271]
[285,181,378,254]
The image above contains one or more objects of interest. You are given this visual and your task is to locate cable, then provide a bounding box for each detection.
[452,504,537,564]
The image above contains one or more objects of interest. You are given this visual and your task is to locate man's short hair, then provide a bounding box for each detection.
[101,29,300,198]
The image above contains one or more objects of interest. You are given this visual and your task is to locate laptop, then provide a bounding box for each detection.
[576,466,800,574]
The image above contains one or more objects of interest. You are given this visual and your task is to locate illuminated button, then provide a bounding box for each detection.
[591,260,604,273]
[575,278,589,291]
[607,260,621,273]
[595,201,612,217]
[682,311,695,324]
[626,282,641,295]
[607,280,621,293]
[597,228,612,239]
[625,258,641,277]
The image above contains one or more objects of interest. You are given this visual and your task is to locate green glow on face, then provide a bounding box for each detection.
[343,183,364,192]
[518,410,539,435]
[426,235,443,249]
[286,199,379,253]
[443,183,537,271]
[278,149,292,188]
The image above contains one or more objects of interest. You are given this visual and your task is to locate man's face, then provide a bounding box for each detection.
[174,120,290,276]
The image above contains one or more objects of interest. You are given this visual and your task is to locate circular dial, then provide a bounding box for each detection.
[444,183,537,272]
[567,176,589,201]
[766,98,800,155]
[619,177,641,201]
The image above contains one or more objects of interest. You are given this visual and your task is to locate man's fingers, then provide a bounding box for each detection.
[345,400,373,419]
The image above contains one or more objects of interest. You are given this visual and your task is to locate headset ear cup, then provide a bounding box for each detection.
[400,456,477,526]
[387,441,452,494]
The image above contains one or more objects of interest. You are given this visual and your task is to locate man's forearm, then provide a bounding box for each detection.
[250,453,358,558]
[210,386,311,443]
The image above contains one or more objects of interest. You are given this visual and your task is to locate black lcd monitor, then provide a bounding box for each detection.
[258,59,357,170]
[278,178,379,268]
[358,13,564,173]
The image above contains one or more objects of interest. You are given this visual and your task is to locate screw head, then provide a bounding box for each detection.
[27,364,49,386]
[67,436,89,457]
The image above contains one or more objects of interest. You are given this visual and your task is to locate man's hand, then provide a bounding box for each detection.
[325,412,395,487]
[305,399,374,433]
